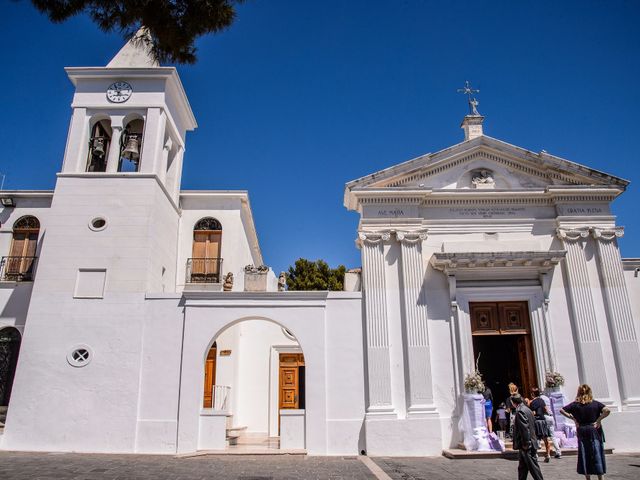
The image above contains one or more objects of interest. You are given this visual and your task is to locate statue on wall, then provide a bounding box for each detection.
[278,272,287,292]
[471,169,495,187]
[223,272,234,292]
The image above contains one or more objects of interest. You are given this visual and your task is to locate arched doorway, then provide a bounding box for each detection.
[198,318,305,452]
[0,327,21,407]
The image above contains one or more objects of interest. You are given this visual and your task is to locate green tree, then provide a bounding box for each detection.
[30,0,244,64]
[286,259,346,291]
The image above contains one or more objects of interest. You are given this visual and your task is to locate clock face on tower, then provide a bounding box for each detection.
[106,81,133,103]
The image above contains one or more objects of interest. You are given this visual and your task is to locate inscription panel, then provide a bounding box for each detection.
[362,204,419,219]
[421,205,556,220]
[556,204,611,216]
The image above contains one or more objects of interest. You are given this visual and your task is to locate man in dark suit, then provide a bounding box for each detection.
[512,394,544,480]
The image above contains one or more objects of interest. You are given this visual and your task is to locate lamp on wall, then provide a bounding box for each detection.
[1,197,15,207]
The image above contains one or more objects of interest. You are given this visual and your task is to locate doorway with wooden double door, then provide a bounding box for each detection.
[470,301,538,404]
[191,221,222,283]
[278,353,305,434]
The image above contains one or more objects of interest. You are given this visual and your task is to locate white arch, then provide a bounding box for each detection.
[202,315,302,362]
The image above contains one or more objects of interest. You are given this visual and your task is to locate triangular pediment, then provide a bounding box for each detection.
[345,136,628,192]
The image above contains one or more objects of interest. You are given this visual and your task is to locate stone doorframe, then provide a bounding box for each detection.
[456,286,554,392]
[430,250,566,398]
[269,345,303,437]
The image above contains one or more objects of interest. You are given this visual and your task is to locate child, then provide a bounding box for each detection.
[496,403,507,433]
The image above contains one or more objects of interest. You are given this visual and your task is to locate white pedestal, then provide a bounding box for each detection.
[198,410,228,450]
[279,409,305,450]
[460,393,487,451]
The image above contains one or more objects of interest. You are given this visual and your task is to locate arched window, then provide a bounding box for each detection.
[119,118,145,172]
[0,327,21,407]
[3,216,40,281]
[189,217,222,283]
[86,119,112,172]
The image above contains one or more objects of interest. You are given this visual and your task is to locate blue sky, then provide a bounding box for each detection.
[1,1,639,273]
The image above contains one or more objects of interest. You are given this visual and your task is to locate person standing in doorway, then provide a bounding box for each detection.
[505,383,520,438]
[482,385,494,433]
[512,394,544,480]
[560,384,610,480]
[497,402,508,435]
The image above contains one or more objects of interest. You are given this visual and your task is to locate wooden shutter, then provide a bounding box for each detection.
[7,233,26,274]
[192,232,208,274]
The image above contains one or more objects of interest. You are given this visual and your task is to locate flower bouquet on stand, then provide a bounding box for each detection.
[545,371,565,391]
[463,370,484,394]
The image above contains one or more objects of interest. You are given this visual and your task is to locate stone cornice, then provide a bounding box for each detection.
[346,186,622,211]
[183,290,331,308]
[430,250,566,275]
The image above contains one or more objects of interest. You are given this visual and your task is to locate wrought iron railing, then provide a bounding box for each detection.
[212,385,231,412]
[186,258,223,284]
[0,256,38,282]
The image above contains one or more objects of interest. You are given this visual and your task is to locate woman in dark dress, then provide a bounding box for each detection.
[529,387,553,462]
[482,386,494,432]
[560,384,611,480]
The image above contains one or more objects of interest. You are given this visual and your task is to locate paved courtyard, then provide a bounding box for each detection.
[0,451,639,480]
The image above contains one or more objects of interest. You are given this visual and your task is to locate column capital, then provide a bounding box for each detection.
[556,227,590,241]
[358,231,391,244]
[396,229,428,243]
[591,226,624,241]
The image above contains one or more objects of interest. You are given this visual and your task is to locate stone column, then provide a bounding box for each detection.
[359,231,394,413]
[592,227,640,407]
[397,230,436,414]
[106,126,123,172]
[557,227,610,399]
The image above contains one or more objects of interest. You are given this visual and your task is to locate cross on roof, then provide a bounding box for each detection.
[457,80,481,116]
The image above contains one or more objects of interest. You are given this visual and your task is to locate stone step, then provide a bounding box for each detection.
[443,447,613,460]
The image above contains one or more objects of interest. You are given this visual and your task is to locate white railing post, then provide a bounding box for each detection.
[211,385,231,412]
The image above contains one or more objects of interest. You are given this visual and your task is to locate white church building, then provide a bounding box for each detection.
[0,36,639,457]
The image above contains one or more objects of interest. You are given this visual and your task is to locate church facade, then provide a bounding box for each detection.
[0,37,639,456]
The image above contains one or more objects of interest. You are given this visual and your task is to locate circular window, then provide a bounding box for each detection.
[67,345,93,367]
[89,217,107,231]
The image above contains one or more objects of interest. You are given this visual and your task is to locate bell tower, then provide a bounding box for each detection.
[2,33,197,453]
[61,29,197,203]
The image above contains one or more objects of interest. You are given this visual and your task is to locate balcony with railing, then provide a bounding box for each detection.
[0,256,38,282]
[186,258,223,285]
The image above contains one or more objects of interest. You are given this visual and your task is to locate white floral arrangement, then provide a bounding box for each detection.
[545,371,565,388]
[464,370,484,393]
